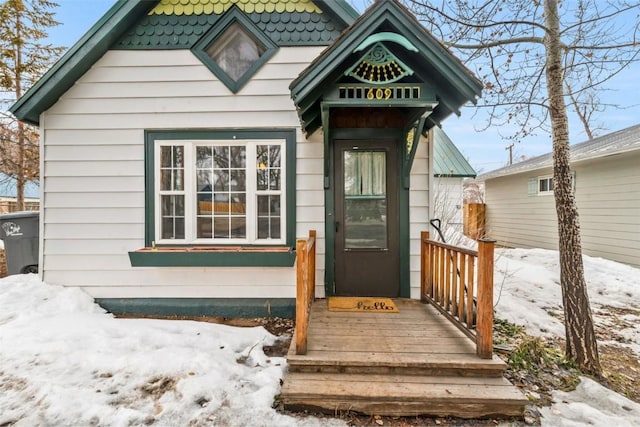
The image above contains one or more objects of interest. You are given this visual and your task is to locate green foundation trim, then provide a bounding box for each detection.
[95,298,296,318]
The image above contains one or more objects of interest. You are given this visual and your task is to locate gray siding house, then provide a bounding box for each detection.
[479,124,640,268]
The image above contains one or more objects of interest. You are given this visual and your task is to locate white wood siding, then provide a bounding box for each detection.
[41,48,324,298]
[409,136,431,298]
[41,48,433,299]
[485,151,640,268]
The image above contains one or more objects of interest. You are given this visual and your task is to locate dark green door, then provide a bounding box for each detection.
[333,139,400,297]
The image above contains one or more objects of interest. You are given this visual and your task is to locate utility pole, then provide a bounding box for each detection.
[505,143,514,165]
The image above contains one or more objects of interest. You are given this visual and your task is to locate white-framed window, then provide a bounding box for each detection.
[537,175,553,195]
[154,139,285,245]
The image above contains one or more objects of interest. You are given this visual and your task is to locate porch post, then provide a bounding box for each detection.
[476,238,496,359]
[420,231,429,302]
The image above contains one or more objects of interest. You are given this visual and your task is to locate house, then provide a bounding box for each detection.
[0,173,40,213]
[10,0,483,317]
[478,124,640,268]
[431,126,476,243]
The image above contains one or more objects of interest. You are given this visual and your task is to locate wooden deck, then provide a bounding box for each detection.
[281,299,527,418]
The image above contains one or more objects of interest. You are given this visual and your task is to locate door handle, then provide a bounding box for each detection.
[335,221,340,233]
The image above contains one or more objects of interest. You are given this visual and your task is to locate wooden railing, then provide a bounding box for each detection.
[295,230,316,355]
[420,231,496,359]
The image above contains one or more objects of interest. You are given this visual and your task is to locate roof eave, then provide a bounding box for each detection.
[316,0,359,27]
[9,0,153,126]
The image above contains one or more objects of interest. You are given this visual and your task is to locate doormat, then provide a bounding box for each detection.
[327,297,399,313]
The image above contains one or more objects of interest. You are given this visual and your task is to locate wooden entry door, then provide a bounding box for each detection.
[333,139,400,297]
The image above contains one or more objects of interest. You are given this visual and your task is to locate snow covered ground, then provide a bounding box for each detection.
[0,248,639,426]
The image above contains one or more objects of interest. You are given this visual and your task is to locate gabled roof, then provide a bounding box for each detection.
[478,124,640,181]
[433,127,476,178]
[290,0,482,135]
[10,0,358,126]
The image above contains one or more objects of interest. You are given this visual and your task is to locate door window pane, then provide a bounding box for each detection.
[344,151,385,196]
[343,150,387,249]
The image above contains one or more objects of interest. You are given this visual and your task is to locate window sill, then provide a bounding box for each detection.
[128,246,296,267]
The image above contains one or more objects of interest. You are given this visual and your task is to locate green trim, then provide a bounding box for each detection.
[316,0,359,26]
[323,128,408,297]
[290,0,482,136]
[404,115,427,187]
[10,0,153,125]
[354,32,419,52]
[128,250,296,267]
[191,7,277,94]
[345,42,414,85]
[96,298,295,318]
[143,128,297,254]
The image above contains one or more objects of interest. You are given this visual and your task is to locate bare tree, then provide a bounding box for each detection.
[407,0,639,375]
[0,0,64,209]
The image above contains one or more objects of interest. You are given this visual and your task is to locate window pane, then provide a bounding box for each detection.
[197,146,213,168]
[257,195,280,239]
[213,146,229,169]
[257,144,281,191]
[230,170,246,191]
[230,193,246,214]
[160,145,184,191]
[206,23,267,82]
[344,151,385,196]
[269,145,281,167]
[161,146,172,168]
[213,170,230,191]
[230,146,246,168]
[345,199,387,249]
[160,195,185,240]
[197,217,212,238]
[160,170,172,191]
[214,217,230,238]
[270,169,280,190]
[230,217,246,238]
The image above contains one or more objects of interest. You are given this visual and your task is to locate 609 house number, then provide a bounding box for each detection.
[366,87,393,100]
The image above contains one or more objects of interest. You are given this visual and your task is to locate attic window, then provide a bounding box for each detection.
[206,23,266,83]
[192,9,277,93]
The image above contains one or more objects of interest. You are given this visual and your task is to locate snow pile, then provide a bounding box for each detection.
[0,276,343,426]
[1,248,639,426]
[493,248,640,353]
[540,377,640,427]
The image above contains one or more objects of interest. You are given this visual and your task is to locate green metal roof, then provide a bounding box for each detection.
[433,126,476,178]
[289,0,483,135]
[10,0,358,126]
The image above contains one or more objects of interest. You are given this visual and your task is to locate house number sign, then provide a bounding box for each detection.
[367,87,393,100]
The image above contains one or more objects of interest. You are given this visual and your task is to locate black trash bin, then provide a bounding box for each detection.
[0,211,39,275]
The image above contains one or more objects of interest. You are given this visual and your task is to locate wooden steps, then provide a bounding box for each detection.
[281,372,527,418]
[280,299,528,418]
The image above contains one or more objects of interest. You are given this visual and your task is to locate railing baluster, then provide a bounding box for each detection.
[418,232,495,359]
[466,256,475,330]
[451,250,458,316]
[458,254,467,321]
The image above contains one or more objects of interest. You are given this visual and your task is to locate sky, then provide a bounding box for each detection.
[44,0,640,173]
[1,248,639,425]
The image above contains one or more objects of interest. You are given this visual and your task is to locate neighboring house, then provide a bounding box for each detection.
[431,126,476,242]
[10,0,481,316]
[0,174,40,213]
[478,124,640,268]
